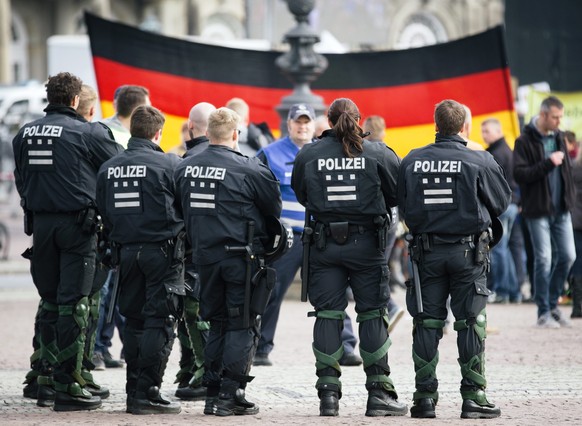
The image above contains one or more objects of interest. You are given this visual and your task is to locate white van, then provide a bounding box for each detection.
[0,81,48,131]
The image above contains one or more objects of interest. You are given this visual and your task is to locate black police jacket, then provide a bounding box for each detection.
[96,137,184,244]
[13,104,123,213]
[291,129,400,225]
[397,133,511,236]
[174,144,282,265]
[183,136,209,158]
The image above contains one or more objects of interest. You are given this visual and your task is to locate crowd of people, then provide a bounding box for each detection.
[11,71,581,419]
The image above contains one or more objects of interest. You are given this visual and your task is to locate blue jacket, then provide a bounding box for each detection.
[257,136,305,232]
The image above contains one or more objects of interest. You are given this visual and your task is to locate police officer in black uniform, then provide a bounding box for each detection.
[22,83,113,405]
[96,105,185,415]
[174,102,215,401]
[12,72,122,411]
[291,98,407,417]
[397,99,511,419]
[175,107,282,416]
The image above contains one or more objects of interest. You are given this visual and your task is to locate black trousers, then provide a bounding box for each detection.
[309,230,392,385]
[406,241,489,394]
[118,242,184,395]
[32,213,97,382]
[199,256,258,396]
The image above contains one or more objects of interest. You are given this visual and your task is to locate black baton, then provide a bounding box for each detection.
[301,208,313,302]
[225,221,255,328]
[106,267,120,324]
[405,234,424,314]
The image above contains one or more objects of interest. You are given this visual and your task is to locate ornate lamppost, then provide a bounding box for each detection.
[275,0,328,135]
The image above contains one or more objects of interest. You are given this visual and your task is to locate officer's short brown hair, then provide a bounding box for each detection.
[45,72,83,106]
[434,99,466,136]
[116,85,150,118]
[208,107,240,141]
[130,105,165,140]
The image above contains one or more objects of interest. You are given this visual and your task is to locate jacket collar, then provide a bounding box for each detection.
[127,137,164,153]
[434,133,467,145]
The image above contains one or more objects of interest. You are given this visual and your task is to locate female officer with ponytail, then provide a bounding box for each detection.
[291,98,407,417]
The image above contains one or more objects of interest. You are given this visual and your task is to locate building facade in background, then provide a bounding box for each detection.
[0,0,504,84]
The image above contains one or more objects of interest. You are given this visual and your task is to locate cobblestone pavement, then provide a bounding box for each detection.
[1,273,581,425]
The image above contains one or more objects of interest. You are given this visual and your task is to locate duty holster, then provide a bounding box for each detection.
[250,264,276,315]
[314,222,327,250]
[20,199,33,236]
[106,242,119,267]
[474,230,492,266]
[77,206,99,234]
[170,231,186,261]
[374,215,389,251]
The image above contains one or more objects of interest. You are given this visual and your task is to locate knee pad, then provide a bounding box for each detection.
[453,309,487,342]
[68,297,90,331]
[56,298,90,377]
[454,309,488,389]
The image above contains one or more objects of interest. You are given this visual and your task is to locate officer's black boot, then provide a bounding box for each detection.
[319,390,339,416]
[214,388,259,416]
[175,382,207,401]
[461,399,501,419]
[126,392,135,414]
[410,397,436,418]
[53,381,102,412]
[204,385,219,415]
[23,376,39,400]
[175,371,206,401]
[35,357,56,407]
[23,356,42,399]
[36,375,56,407]
[81,368,110,399]
[365,388,408,417]
[131,386,181,415]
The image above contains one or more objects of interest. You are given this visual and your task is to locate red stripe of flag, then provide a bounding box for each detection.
[94,57,513,131]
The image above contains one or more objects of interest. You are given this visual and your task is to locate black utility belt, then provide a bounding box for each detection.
[35,207,98,233]
[323,222,372,237]
[122,241,166,248]
[313,221,376,247]
[427,233,474,245]
[121,238,177,248]
[121,234,185,260]
[35,209,84,216]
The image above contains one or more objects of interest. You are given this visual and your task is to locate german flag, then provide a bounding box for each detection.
[85,12,518,157]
